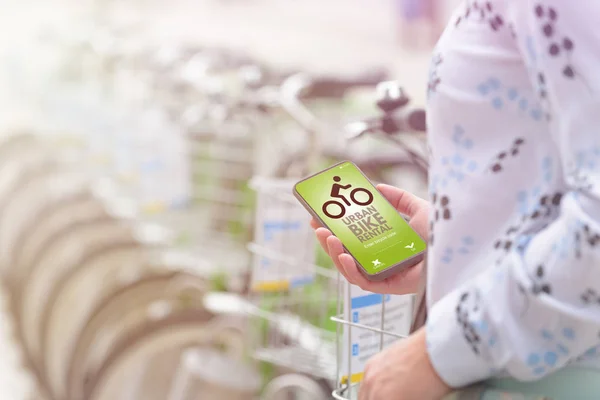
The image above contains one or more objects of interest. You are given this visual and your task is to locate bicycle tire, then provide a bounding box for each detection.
[18,219,134,364]
[0,132,37,155]
[39,230,172,396]
[0,140,56,209]
[262,373,330,400]
[66,271,211,400]
[40,242,150,397]
[0,165,87,278]
[161,344,261,400]
[9,197,107,295]
[7,189,92,285]
[84,313,253,400]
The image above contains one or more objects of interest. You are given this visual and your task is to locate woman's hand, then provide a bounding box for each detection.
[311,184,430,295]
[358,327,451,400]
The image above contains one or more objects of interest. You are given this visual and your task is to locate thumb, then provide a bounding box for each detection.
[376,184,428,217]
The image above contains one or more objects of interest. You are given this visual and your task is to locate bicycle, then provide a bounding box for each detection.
[243,77,429,400]
[12,21,429,399]
[272,75,428,199]
[0,132,243,400]
[66,270,218,400]
[236,70,428,400]
[330,82,429,400]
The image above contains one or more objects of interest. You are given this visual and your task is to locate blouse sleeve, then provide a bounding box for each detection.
[425,0,600,388]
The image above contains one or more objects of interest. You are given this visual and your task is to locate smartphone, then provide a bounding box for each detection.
[293,161,426,281]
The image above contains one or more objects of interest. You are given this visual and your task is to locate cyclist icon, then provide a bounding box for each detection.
[330,176,352,206]
[322,176,374,219]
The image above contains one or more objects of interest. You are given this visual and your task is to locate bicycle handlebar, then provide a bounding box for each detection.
[299,68,389,99]
[346,108,427,140]
[278,69,390,130]
[380,109,427,133]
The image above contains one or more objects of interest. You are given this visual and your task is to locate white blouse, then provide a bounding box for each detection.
[425,0,600,387]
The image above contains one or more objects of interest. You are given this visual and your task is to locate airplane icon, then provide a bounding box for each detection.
[372,259,382,267]
[405,242,415,250]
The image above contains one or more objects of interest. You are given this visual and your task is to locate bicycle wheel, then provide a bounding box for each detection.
[6,189,92,285]
[0,166,88,279]
[40,242,153,396]
[10,182,137,304]
[0,136,58,209]
[18,218,137,366]
[161,345,261,400]
[66,271,210,400]
[262,373,330,400]
[85,314,254,400]
[9,195,108,295]
[43,261,197,399]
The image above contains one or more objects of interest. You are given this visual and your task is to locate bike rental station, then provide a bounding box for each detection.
[0,0,458,399]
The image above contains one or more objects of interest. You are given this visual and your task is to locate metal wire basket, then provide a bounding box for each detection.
[331,283,414,400]
[244,176,418,400]
[244,176,338,398]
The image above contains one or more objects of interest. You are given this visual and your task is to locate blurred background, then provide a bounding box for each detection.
[0,0,460,399]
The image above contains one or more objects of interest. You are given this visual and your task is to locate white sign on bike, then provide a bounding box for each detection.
[340,283,413,384]
[250,177,316,292]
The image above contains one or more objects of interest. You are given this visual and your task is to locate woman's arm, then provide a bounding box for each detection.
[427,0,600,387]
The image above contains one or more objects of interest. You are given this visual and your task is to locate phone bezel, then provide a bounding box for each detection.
[292,160,426,282]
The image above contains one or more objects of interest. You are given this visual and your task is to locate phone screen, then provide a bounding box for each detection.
[295,161,426,276]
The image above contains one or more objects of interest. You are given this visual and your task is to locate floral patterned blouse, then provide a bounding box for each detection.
[425,0,600,388]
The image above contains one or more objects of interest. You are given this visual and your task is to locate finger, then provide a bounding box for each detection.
[340,254,368,288]
[331,237,406,293]
[342,254,420,294]
[310,218,321,230]
[315,228,332,255]
[376,184,428,218]
[326,235,352,282]
[340,255,391,293]
[340,254,371,289]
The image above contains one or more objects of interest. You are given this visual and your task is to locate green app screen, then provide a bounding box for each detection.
[295,161,426,275]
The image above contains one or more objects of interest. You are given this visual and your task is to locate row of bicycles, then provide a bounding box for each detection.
[1,19,430,400]
[0,133,244,400]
